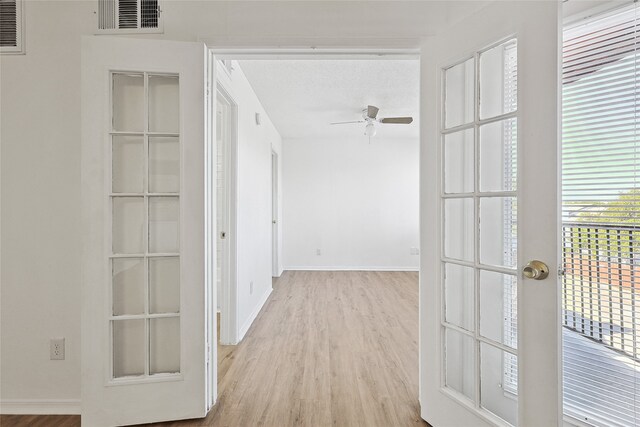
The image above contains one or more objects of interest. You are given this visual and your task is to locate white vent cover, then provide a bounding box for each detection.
[97,0,161,33]
[0,0,24,54]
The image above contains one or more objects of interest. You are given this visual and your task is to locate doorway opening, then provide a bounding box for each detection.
[208,55,421,425]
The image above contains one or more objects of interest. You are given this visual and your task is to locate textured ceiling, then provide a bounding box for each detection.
[238,60,420,140]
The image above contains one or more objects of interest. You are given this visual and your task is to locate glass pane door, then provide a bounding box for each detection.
[110,71,181,381]
[441,39,519,426]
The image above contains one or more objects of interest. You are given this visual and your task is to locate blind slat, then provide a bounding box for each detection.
[562,4,640,426]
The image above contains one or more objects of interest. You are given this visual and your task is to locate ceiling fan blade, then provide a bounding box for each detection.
[330,120,365,125]
[380,117,413,124]
[367,105,379,119]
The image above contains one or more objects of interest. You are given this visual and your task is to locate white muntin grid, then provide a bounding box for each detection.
[107,70,182,385]
[438,37,519,424]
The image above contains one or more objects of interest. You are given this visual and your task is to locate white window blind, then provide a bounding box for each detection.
[97,0,161,33]
[563,4,640,426]
[502,41,518,396]
[0,0,23,54]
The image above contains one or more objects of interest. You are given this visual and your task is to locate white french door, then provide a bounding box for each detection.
[420,2,561,426]
[81,37,213,426]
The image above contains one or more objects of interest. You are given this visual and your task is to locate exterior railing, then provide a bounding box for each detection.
[562,221,640,359]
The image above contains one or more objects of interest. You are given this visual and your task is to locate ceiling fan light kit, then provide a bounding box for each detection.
[330,105,413,139]
[364,122,377,137]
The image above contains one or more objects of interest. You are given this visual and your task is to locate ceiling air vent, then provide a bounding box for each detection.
[97,0,162,33]
[0,0,24,54]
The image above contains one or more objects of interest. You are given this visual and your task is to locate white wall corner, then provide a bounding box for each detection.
[0,399,81,415]
[237,286,272,341]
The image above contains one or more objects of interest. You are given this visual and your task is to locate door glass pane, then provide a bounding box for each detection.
[112,197,145,254]
[150,317,180,374]
[479,40,517,120]
[149,197,179,253]
[445,58,475,128]
[441,36,520,419]
[481,343,518,426]
[113,319,145,378]
[480,270,517,349]
[444,263,475,331]
[112,73,144,132]
[480,118,517,192]
[149,137,180,193]
[444,129,474,194]
[444,198,474,262]
[149,75,179,133]
[112,258,145,316]
[112,135,144,193]
[479,197,517,268]
[445,328,475,401]
[109,72,182,383]
[149,257,180,314]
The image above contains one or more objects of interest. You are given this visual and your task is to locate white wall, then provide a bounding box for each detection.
[1,1,94,409]
[283,137,418,270]
[0,0,584,411]
[216,62,283,340]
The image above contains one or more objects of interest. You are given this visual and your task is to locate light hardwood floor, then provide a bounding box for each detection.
[1,271,426,427]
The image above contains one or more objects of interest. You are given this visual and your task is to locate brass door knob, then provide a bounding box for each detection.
[523,260,549,280]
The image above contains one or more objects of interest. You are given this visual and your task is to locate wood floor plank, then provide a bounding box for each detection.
[1,271,427,427]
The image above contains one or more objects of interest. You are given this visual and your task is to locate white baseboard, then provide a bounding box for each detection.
[0,399,81,415]
[284,266,419,272]
[238,286,273,341]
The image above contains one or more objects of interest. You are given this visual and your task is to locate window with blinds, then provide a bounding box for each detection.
[0,0,23,54]
[97,0,162,33]
[563,4,640,425]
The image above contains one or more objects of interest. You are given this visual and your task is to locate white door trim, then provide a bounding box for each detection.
[215,78,240,346]
[271,150,280,278]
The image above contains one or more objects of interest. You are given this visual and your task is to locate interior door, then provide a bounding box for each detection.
[81,36,212,426]
[420,2,560,426]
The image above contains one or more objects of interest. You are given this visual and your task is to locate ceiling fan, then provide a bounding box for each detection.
[330,105,414,138]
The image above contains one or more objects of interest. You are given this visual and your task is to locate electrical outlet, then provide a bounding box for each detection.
[410,247,420,255]
[316,248,322,256]
[250,281,254,295]
[50,338,65,360]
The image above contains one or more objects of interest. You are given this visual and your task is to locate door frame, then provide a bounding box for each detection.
[204,37,421,397]
[271,149,280,277]
[205,41,423,419]
[214,66,240,346]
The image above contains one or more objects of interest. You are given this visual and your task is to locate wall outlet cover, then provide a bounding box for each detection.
[50,337,65,360]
